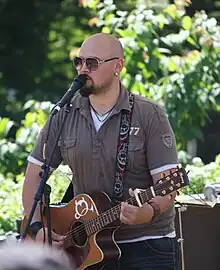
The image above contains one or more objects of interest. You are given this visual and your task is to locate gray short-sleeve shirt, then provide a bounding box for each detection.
[29,85,178,240]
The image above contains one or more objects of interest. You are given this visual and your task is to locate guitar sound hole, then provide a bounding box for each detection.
[71,220,88,247]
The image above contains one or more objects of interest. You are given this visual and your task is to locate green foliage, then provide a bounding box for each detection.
[0,0,96,119]
[0,100,53,176]
[185,0,220,23]
[0,165,71,236]
[1,0,219,150]
[0,100,71,235]
[90,1,220,148]
[183,154,220,194]
[0,173,23,235]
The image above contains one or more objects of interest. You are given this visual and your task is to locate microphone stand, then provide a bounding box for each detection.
[175,201,187,270]
[43,183,52,245]
[20,102,73,244]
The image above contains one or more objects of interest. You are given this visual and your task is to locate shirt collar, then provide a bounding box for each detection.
[114,83,131,112]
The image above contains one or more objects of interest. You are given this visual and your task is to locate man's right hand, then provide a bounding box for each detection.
[35,227,64,248]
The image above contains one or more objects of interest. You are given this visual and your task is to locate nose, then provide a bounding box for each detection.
[80,60,90,73]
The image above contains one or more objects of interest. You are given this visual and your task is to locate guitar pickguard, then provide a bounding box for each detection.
[74,196,95,220]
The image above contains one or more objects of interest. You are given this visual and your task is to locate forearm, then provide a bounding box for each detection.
[22,163,43,222]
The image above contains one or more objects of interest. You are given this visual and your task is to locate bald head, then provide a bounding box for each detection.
[77,33,124,95]
[80,33,124,59]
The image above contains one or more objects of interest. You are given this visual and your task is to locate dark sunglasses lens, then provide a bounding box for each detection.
[74,57,83,68]
[86,58,99,70]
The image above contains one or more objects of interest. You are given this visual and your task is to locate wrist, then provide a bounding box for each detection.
[149,201,161,220]
[29,221,43,240]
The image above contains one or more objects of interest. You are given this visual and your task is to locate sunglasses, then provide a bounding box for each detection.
[73,56,119,71]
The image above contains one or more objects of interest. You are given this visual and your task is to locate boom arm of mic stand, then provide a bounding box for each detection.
[20,103,73,243]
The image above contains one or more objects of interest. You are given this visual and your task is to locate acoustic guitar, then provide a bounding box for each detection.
[20,167,189,270]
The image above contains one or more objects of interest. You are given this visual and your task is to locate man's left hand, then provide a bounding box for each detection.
[120,188,154,225]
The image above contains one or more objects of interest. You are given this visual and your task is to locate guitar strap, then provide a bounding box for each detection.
[112,92,134,204]
[61,92,135,205]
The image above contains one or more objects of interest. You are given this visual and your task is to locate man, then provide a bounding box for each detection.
[22,33,180,269]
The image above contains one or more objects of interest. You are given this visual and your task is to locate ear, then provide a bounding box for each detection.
[115,58,124,74]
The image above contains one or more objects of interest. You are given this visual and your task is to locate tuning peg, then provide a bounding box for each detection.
[160,172,166,179]
[173,172,178,177]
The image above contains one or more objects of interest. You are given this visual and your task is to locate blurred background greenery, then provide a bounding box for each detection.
[0,0,220,235]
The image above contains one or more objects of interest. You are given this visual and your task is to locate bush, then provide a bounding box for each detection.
[183,154,220,194]
[0,165,72,236]
[0,173,23,235]
[0,100,72,235]
[0,100,53,176]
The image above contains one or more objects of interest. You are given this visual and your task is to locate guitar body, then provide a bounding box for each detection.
[21,192,121,270]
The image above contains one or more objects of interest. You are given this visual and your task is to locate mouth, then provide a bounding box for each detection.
[85,76,93,85]
[80,73,92,80]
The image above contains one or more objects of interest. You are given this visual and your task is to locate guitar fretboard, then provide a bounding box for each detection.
[85,169,186,235]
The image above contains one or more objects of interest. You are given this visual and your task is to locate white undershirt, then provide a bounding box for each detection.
[90,108,111,131]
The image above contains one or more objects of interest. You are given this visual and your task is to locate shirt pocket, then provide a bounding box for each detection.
[58,138,76,166]
[127,139,146,173]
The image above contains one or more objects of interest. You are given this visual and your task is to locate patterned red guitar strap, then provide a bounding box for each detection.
[112,92,134,204]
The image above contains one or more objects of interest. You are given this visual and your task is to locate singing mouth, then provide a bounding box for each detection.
[81,73,91,81]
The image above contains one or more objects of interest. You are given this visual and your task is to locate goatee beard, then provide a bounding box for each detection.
[79,86,94,97]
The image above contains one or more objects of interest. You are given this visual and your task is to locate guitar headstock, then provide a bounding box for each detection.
[155,167,189,196]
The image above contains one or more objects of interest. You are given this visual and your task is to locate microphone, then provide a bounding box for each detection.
[51,74,87,115]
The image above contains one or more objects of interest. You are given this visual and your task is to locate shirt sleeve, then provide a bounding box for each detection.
[28,114,63,169]
[145,104,179,174]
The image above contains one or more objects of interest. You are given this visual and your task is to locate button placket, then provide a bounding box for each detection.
[92,138,101,159]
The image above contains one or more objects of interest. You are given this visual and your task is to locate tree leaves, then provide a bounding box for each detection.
[91,2,220,147]
[182,15,192,30]
[0,118,14,139]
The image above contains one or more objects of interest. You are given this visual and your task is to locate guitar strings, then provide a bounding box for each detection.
[61,184,180,241]
[62,185,172,241]
[62,183,178,241]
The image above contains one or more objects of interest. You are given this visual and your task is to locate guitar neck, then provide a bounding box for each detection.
[86,169,187,235]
